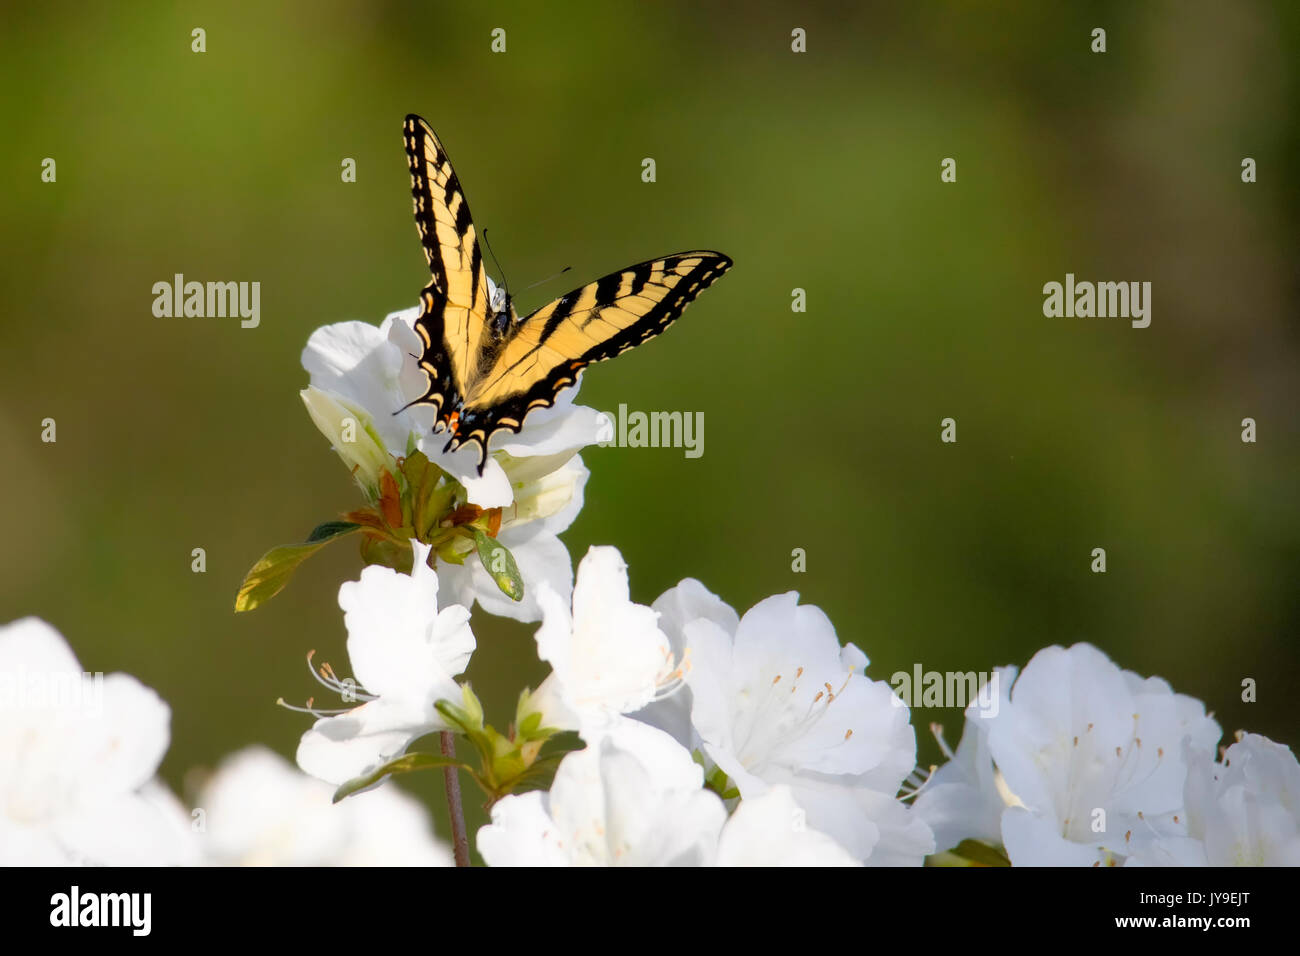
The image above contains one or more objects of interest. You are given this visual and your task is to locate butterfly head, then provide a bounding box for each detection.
[486,275,517,338]
[488,278,509,317]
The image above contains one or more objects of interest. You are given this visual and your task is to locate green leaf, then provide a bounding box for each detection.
[332,752,468,803]
[235,523,363,612]
[306,520,362,543]
[470,528,524,602]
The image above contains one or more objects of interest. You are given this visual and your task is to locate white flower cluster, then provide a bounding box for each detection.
[479,547,925,865]
[4,308,1296,867]
[274,531,926,865]
[914,644,1300,866]
[0,618,449,866]
[274,310,938,863]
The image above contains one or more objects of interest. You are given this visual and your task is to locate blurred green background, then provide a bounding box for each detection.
[3,1,1298,850]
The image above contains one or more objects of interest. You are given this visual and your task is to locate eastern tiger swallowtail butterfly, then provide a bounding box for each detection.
[402,114,732,475]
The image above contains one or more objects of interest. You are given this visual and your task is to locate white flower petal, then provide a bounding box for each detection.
[0,616,82,676]
[481,722,724,866]
[1001,806,1110,866]
[716,786,860,867]
[686,592,915,786]
[531,547,671,732]
[477,791,571,867]
[913,708,1007,852]
[295,697,444,786]
[775,773,934,866]
[337,542,474,700]
[199,745,450,866]
[494,393,605,457]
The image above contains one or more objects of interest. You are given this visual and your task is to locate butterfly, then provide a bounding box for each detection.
[402,114,732,475]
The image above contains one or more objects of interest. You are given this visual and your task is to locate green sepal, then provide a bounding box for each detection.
[401,451,458,541]
[514,687,561,741]
[448,682,486,729]
[517,710,543,739]
[503,752,567,794]
[927,839,1012,867]
[434,687,573,800]
[359,534,414,572]
[436,539,468,565]
[234,521,362,612]
[701,760,739,800]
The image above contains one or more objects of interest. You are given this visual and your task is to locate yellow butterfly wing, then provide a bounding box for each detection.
[443,252,733,464]
[403,114,491,421]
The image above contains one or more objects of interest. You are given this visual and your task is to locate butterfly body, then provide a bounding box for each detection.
[403,114,732,472]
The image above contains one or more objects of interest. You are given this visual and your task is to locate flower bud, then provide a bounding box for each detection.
[300,386,393,502]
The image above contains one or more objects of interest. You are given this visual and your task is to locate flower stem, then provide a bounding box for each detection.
[440,731,471,866]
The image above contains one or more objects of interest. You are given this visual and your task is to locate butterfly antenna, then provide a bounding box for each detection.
[481,228,509,303]
[522,265,573,292]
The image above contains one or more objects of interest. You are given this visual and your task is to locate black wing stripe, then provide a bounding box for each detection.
[537,293,578,346]
[406,123,447,292]
[469,242,483,306]
[628,261,652,297]
[580,256,730,364]
[595,270,622,305]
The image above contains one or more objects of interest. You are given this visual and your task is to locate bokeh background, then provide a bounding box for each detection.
[3,1,1297,853]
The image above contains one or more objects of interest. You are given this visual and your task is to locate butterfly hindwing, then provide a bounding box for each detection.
[402,114,732,473]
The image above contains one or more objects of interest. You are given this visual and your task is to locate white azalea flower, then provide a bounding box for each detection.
[913,667,1018,854]
[295,541,475,786]
[301,305,603,509]
[301,307,601,621]
[1126,733,1300,866]
[986,643,1221,866]
[682,592,931,864]
[630,577,739,750]
[477,722,726,866]
[478,722,858,867]
[197,745,451,866]
[523,546,682,735]
[0,617,197,865]
[301,311,431,454]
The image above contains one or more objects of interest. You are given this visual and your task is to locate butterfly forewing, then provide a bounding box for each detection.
[404,115,490,412]
[476,253,732,402]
